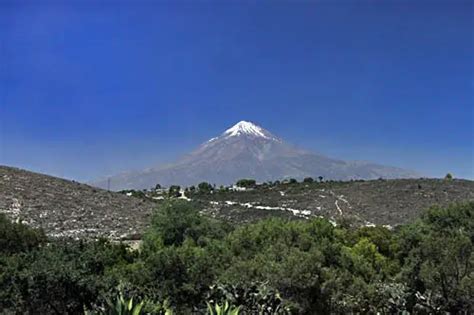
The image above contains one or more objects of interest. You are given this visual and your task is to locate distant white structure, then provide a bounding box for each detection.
[229,185,248,192]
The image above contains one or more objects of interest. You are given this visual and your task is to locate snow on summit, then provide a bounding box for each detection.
[91,119,419,190]
[223,121,271,139]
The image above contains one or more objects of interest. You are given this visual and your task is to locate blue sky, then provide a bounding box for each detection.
[1,0,473,181]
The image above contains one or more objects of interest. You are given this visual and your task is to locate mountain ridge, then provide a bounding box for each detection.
[91,121,418,190]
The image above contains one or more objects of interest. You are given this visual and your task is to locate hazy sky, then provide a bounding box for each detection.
[1,0,473,181]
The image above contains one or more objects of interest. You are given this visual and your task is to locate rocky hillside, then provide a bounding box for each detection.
[192,178,474,227]
[1,165,473,240]
[0,166,155,240]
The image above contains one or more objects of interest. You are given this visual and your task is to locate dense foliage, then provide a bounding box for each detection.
[235,179,257,188]
[0,201,472,314]
[0,214,47,255]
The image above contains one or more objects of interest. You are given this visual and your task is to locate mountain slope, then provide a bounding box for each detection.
[193,178,474,226]
[0,166,155,239]
[92,121,418,190]
[2,165,472,240]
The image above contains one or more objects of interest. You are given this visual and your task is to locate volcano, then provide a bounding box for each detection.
[91,121,417,190]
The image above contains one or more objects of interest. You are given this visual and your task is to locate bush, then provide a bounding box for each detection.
[142,200,230,249]
[1,203,472,314]
[168,185,181,198]
[395,203,474,313]
[198,182,213,194]
[0,214,47,254]
[0,239,133,314]
[235,179,256,188]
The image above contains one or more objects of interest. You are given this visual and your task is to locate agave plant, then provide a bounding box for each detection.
[85,289,173,315]
[84,291,144,315]
[207,301,241,315]
[110,294,144,315]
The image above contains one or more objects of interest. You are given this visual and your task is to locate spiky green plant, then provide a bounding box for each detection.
[85,290,173,315]
[84,291,144,315]
[207,301,240,315]
[112,293,144,315]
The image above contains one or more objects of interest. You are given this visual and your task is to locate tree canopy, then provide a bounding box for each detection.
[0,202,473,314]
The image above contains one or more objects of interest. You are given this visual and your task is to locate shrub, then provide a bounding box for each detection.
[235,179,256,188]
[0,214,47,254]
[1,202,472,314]
[0,239,133,314]
[198,182,213,194]
[168,185,181,198]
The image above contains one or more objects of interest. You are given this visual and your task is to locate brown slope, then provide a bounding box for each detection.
[0,165,155,240]
[2,165,473,240]
[192,178,474,226]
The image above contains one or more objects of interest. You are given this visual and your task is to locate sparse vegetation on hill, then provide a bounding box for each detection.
[2,166,473,240]
[192,178,474,227]
[1,201,473,314]
[0,166,155,240]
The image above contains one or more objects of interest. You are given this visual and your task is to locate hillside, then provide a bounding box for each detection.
[0,166,155,240]
[192,178,474,226]
[91,121,418,190]
[2,165,473,240]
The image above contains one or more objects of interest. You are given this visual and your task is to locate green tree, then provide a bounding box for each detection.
[396,203,474,313]
[235,179,256,188]
[142,200,230,249]
[0,214,47,255]
[138,201,232,311]
[445,173,453,180]
[168,185,181,198]
[0,239,133,314]
[198,182,213,194]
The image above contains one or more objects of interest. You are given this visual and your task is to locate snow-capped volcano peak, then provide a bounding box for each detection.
[223,121,272,139]
[91,119,419,190]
